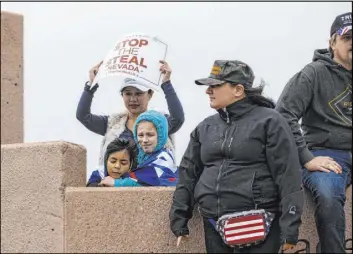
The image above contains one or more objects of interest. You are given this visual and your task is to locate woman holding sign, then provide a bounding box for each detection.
[76,60,184,167]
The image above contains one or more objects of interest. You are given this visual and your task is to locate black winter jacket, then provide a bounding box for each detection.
[169,97,304,245]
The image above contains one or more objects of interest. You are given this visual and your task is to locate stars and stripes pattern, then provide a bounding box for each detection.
[223,214,266,245]
[337,25,352,35]
[216,209,275,248]
[128,149,178,186]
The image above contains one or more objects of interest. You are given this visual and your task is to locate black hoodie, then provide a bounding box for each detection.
[276,49,352,166]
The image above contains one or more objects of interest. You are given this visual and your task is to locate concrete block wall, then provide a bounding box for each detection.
[2,141,351,254]
[1,11,23,144]
[1,142,86,253]
[64,187,205,253]
[64,186,352,253]
[291,187,352,253]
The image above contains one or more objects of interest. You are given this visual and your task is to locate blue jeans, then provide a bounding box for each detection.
[302,149,352,253]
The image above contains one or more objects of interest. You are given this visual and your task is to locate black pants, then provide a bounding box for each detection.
[202,216,281,253]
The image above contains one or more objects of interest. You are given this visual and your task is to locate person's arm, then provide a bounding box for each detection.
[275,70,315,166]
[161,81,185,135]
[266,112,304,246]
[86,181,100,187]
[169,127,203,237]
[86,170,103,187]
[114,177,142,187]
[76,82,108,136]
[158,60,185,135]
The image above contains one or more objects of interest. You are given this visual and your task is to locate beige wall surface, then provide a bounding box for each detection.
[2,144,351,253]
[1,142,86,253]
[1,11,23,144]
[288,187,352,253]
[65,186,352,253]
[65,187,206,253]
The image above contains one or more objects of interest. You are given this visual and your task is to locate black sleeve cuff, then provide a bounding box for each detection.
[281,237,298,245]
[299,148,315,166]
[173,228,190,237]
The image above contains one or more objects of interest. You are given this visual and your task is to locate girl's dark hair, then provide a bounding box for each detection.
[232,79,275,108]
[105,138,137,170]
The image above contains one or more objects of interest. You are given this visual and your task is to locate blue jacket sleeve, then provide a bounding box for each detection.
[86,170,103,187]
[76,84,108,136]
[161,81,185,135]
[114,177,142,187]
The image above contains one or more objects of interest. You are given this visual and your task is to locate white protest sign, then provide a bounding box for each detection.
[92,33,168,91]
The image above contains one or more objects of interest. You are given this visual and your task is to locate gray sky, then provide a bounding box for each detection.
[2,2,351,180]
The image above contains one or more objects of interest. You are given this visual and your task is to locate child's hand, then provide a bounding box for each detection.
[98,176,115,187]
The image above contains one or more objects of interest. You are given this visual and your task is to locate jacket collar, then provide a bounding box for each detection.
[217,97,257,123]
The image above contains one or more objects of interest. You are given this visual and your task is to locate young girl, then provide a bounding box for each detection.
[86,138,137,187]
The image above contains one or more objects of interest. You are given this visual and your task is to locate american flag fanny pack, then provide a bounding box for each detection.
[208,209,275,248]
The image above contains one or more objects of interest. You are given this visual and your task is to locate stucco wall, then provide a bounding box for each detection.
[65,186,352,253]
[1,142,86,253]
[1,11,23,144]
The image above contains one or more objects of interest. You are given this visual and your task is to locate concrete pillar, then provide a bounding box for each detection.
[1,11,24,144]
[1,142,86,253]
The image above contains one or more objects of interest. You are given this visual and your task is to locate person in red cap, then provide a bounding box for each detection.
[276,12,352,253]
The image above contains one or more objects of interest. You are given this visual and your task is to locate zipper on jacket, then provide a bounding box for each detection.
[251,172,258,209]
[228,137,233,159]
[216,112,232,218]
[227,126,237,159]
[223,108,230,124]
[221,128,230,154]
[216,160,225,218]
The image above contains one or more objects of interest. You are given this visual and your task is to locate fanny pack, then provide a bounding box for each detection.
[208,209,275,248]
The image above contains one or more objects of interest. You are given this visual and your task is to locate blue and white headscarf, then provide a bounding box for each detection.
[133,110,169,164]
[130,110,178,186]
